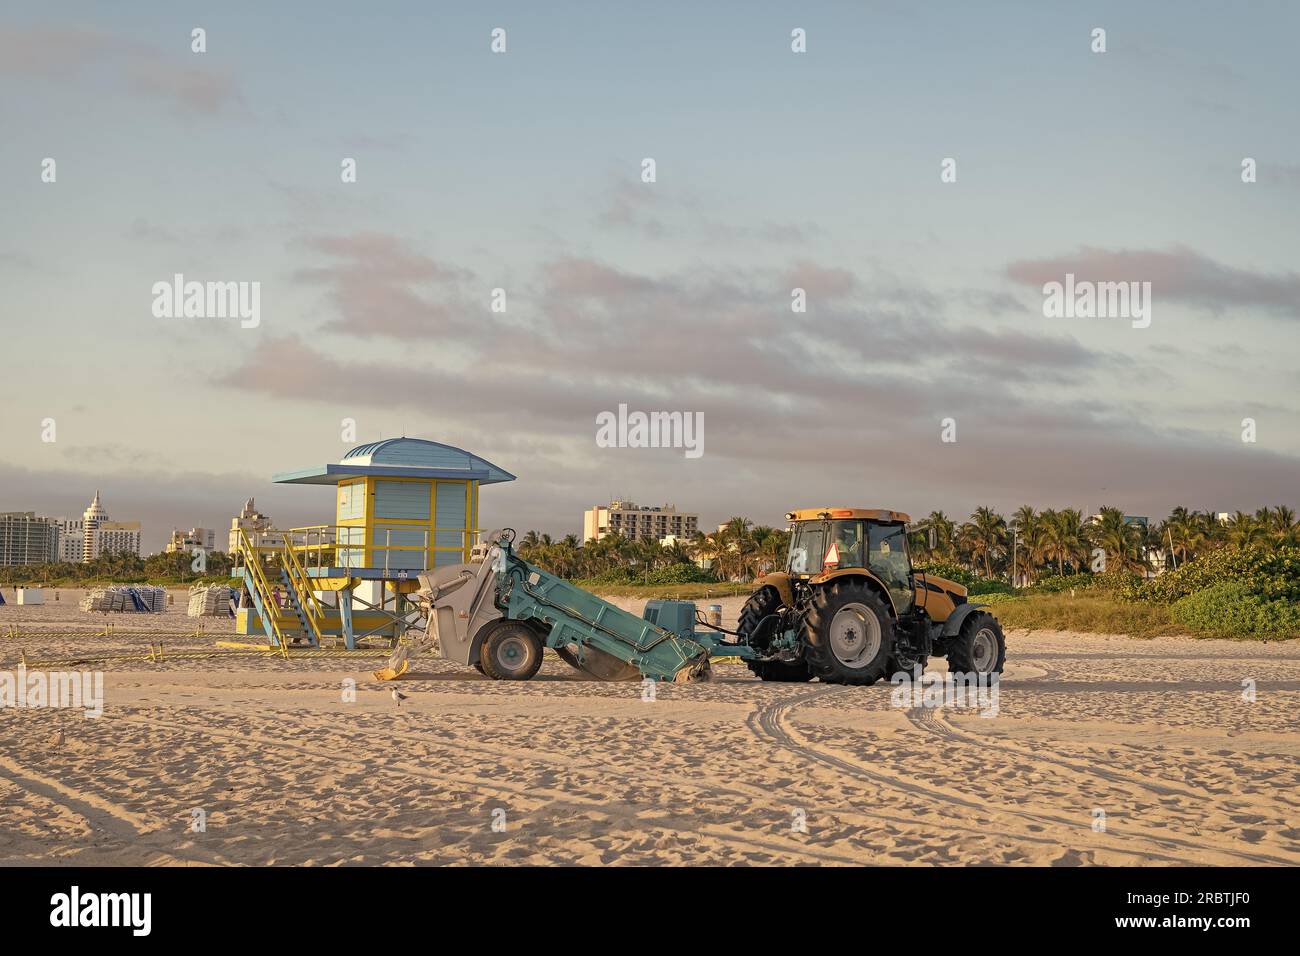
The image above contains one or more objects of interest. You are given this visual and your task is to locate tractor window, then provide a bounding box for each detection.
[786,524,824,574]
[828,520,865,569]
[869,522,913,613]
[787,520,865,573]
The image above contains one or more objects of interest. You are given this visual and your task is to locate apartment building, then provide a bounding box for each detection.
[583,500,698,543]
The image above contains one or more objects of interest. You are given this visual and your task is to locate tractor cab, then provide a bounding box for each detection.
[785,508,914,613]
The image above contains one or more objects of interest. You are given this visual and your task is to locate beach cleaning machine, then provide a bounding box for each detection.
[412,518,1005,685]
[411,529,746,682]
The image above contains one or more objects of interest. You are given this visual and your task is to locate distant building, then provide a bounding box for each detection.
[1086,513,1149,528]
[82,489,108,560]
[69,492,142,561]
[166,528,217,554]
[0,512,60,566]
[91,522,142,560]
[56,517,84,562]
[583,500,698,543]
[229,498,273,553]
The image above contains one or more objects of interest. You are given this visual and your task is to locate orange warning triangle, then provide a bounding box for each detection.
[823,542,840,567]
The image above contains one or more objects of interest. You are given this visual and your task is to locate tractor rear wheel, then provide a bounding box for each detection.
[478,622,544,680]
[738,587,811,682]
[946,612,1006,677]
[803,581,894,685]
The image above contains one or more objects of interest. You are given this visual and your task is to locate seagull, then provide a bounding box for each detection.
[391,689,408,707]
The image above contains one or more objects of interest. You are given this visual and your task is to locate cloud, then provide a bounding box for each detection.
[217,254,1157,479]
[211,322,1299,535]
[543,257,661,299]
[596,179,665,236]
[291,233,476,338]
[125,59,243,116]
[0,24,243,116]
[782,261,856,299]
[0,25,115,74]
[1006,246,1300,319]
[594,174,818,245]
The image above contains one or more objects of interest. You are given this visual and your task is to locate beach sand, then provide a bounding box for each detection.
[1,587,1297,865]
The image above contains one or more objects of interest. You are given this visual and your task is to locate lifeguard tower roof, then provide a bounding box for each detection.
[272,437,516,486]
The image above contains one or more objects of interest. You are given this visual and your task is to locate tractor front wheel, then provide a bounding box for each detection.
[803,581,895,686]
[478,622,544,680]
[738,587,811,682]
[945,612,1006,677]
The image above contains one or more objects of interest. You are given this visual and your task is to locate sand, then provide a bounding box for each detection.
[0,587,1297,866]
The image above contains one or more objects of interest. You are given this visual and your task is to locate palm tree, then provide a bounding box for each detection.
[1010,506,1049,585]
[912,510,956,563]
[1161,506,1195,565]
[690,531,725,578]
[1093,507,1144,573]
[717,517,759,580]
[1271,506,1298,546]
[1225,511,1267,548]
[755,529,789,575]
[661,538,693,566]
[1039,508,1086,574]
[961,507,1007,579]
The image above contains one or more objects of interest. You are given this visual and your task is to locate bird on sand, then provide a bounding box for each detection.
[391,688,408,707]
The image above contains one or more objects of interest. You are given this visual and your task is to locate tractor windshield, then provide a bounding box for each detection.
[787,520,866,574]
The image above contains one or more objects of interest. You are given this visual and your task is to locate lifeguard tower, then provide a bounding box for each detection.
[232,437,515,649]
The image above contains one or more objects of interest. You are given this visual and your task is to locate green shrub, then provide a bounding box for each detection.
[1091,566,1145,599]
[645,563,716,585]
[579,567,637,585]
[969,579,1015,596]
[989,592,1179,637]
[972,591,1020,605]
[915,562,977,587]
[1170,582,1300,639]
[576,564,717,588]
[1032,573,1095,594]
[1136,546,1300,604]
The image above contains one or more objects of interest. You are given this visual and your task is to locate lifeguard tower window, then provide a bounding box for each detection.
[434,481,470,567]
[375,481,430,519]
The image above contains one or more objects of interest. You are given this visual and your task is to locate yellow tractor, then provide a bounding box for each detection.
[738,508,1006,684]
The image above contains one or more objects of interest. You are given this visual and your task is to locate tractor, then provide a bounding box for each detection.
[737,508,1006,684]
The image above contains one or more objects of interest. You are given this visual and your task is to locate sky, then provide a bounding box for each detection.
[1,1,1298,552]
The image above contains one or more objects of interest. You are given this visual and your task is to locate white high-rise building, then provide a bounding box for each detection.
[56,517,84,562]
[0,512,60,566]
[66,491,142,561]
[82,490,108,562]
[229,497,274,553]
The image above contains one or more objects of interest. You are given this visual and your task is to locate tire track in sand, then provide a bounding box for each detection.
[749,686,1296,866]
[119,711,868,866]
[905,706,1206,800]
[0,753,222,866]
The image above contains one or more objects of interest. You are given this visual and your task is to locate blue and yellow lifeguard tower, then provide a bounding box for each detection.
[232,437,515,649]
